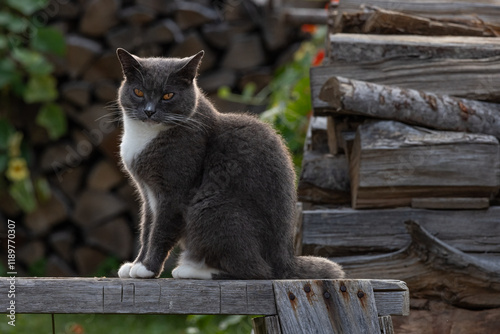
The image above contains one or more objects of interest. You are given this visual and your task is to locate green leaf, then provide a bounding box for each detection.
[36,103,67,139]
[24,74,58,103]
[0,154,7,173]
[9,178,36,213]
[31,27,66,56]
[35,177,51,202]
[12,48,54,75]
[0,118,15,150]
[7,0,49,15]
[0,58,20,88]
[0,11,27,33]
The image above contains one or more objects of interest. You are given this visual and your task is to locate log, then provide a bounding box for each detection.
[336,221,500,309]
[310,57,500,111]
[333,7,499,36]
[319,76,500,139]
[301,206,500,256]
[335,0,500,27]
[304,116,329,154]
[298,151,350,205]
[349,121,499,209]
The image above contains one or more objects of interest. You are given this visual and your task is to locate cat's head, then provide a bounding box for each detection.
[116,48,204,125]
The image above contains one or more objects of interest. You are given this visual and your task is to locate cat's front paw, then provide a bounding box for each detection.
[129,262,156,278]
[118,262,133,278]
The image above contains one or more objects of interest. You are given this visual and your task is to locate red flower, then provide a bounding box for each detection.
[301,24,317,34]
[312,50,325,66]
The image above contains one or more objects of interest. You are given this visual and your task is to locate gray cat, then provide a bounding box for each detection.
[116,48,345,280]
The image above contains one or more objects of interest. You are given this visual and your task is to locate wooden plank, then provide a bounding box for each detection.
[326,33,500,65]
[301,206,500,255]
[311,57,500,112]
[253,315,282,334]
[0,278,276,315]
[273,280,380,333]
[379,315,395,334]
[411,197,490,210]
[349,121,500,209]
[0,278,408,316]
[336,0,500,26]
[319,76,500,139]
[336,221,500,309]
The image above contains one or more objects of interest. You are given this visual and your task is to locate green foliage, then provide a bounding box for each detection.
[0,0,67,212]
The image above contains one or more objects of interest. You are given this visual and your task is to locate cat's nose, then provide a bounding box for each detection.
[144,103,156,117]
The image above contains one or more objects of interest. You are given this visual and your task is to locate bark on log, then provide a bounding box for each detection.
[298,151,350,205]
[335,0,500,28]
[337,220,500,309]
[333,7,499,36]
[319,76,500,139]
[311,57,500,110]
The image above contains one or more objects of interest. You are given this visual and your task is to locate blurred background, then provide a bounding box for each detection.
[0,0,327,332]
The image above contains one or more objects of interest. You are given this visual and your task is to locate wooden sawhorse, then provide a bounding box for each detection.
[0,278,409,333]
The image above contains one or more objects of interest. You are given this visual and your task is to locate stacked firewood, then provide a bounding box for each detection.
[298,1,500,332]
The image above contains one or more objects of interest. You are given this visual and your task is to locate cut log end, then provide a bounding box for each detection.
[319,77,342,110]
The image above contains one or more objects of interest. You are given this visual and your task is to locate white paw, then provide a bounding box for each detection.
[118,262,133,278]
[172,263,219,280]
[129,262,155,278]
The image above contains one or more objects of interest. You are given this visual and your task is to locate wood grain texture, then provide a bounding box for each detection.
[379,315,395,334]
[336,221,500,309]
[411,197,490,210]
[298,151,350,205]
[333,9,499,36]
[301,206,500,256]
[327,34,500,63]
[336,0,500,26]
[349,121,500,208]
[273,280,380,334]
[0,278,276,315]
[0,278,409,317]
[253,315,282,334]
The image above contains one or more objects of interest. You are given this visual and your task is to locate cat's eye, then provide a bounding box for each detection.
[134,88,144,97]
[163,92,174,100]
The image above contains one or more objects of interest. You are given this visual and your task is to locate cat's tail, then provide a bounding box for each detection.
[291,256,345,279]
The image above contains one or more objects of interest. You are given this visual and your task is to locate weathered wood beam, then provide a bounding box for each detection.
[0,278,409,316]
[337,221,500,309]
[301,206,500,256]
[326,34,500,63]
[319,76,500,139]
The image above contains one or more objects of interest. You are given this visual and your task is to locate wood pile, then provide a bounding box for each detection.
[298,1,500,332]
[3,0,308,278]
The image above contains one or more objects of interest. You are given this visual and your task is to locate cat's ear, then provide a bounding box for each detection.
[116,48,142,79]
[177,50,205,83]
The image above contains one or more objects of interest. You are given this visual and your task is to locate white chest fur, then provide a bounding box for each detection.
[120,115,168,169]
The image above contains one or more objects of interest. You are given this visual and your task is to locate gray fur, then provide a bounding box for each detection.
[116,48,345,279]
